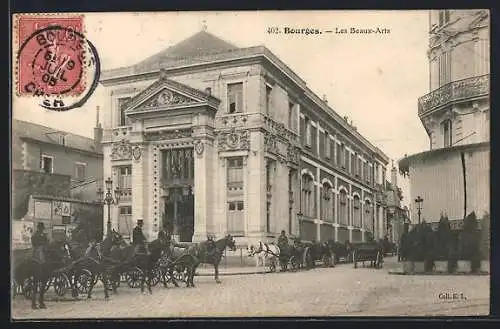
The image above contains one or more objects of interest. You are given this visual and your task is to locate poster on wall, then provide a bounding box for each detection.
[12,220,34,250]
[34,200,52,220]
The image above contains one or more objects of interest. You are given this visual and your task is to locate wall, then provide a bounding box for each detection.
[22,141,103,183]
[12,170,71,220]
[408,146,489,223]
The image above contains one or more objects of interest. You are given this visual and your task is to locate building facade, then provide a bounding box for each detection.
[399,10,490,224]
[11,118,104,243]
[100,30,390,245]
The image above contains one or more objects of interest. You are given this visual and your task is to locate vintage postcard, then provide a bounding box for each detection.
[11,10,490,319]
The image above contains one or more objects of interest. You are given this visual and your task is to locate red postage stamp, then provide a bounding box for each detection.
[15,14,87,97]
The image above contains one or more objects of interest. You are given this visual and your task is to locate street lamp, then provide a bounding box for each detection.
[415,196,423,225]
[97,177,121,238]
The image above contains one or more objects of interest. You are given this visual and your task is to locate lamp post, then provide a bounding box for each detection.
[97,177,121,238]
[415,196,423,225]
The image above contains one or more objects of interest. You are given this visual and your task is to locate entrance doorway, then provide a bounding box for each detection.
[164,188,194,242]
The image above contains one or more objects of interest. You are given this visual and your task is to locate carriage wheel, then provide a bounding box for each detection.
[149,267,161,287]
[353,250,358,268]
[126,268,143,288]
[173,267,187,282]
[75,269,93,294]
[289,256,299,271]
[268,259,277,273]
[53,273,70,297]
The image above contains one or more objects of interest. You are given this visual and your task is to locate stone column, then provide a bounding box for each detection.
[192,139,212,242]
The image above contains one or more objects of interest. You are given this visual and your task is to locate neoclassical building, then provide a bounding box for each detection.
[100,29,390,245]
[399,10,490,226]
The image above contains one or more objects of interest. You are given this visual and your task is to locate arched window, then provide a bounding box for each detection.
[364,200,372,231]
[301,174,315,217]
[322,182,333,222]
[338,189,348,226]
[353,195,361,228]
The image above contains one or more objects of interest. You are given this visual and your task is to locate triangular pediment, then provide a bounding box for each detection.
[125,76,220,114]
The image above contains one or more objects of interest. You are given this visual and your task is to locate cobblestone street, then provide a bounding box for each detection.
[11,258,489,319]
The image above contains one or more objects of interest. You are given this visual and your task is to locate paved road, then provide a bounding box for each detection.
[11,257,489,318]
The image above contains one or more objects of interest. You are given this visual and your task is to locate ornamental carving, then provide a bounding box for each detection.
[142,89,196,108]
[111,139,133,161]
[217,129,250,151]
[286,144,301,164]
[264,132,279,154]
[194,140,205,158]
[144,129,192,142]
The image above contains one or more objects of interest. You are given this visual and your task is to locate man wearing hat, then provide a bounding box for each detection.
[132,219,149,255]
[31,222,49,263]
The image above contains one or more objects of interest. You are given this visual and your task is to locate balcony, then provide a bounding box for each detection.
[418,74,489,117]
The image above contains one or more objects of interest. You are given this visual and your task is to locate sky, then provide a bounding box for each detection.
[12,11,431,206]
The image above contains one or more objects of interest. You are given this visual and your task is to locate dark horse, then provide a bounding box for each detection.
[187,235,237,285]
[14,240,73,309]
[109,238,168,295]
[63,230,125,300]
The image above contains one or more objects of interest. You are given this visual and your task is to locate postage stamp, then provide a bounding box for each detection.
[14,14,100,111]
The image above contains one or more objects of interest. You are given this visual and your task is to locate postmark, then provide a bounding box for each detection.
[14,14,100,111]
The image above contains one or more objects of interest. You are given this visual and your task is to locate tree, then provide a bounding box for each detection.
[461,211,481,273]
[436,213,452,260]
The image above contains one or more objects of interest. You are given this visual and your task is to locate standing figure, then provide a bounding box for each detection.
[132,219,149,255]
[31,222,49,263]
[277,230,288,249]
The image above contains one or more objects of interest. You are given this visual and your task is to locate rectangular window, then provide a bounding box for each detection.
[227,82,243,114]
[75,162,87,181]
[305,117,312,146]
[351,153,356,175]
[325,133,331,159]
[117,165,132,189]
[265,85,273,114]
[443,120,452,147]
[118,97,132,127]
[288,102,295,130]
[58,134,66,146]
[40,155,54,173]
[118,206,133,236]
[344,148,349,171]
[336,143,342,167]
[227,157,244,187]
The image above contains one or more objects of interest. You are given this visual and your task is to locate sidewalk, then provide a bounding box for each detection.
[195,266,268,276]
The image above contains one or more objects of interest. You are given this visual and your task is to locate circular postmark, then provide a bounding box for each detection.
[16,25,100,111]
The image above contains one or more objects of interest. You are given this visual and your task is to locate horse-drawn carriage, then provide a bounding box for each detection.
[351,241,384,269]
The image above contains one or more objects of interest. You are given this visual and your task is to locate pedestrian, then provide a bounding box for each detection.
[31,222,48,263]
[277,230,288,248]
[132,219,149,255]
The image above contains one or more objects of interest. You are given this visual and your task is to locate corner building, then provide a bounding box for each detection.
[399,10,490,225]
[100,30,390,245]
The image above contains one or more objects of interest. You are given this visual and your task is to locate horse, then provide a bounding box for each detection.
[14,240,73,309]
[63,230,125,300]
[108,238,169,295]
[158,244,198,288]
[247,241,280,271]
[187,235,237,285]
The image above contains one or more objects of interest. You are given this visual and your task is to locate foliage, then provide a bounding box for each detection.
[460,211,481,272]
[436,213,452,260]
[71,205,103,243]
[480,212,490,261]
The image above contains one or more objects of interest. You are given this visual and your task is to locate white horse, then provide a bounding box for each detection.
[247,241,280,271]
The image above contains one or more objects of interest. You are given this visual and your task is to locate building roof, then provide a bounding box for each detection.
[101,30,390,162]
[135,30,240,68]
[12,119,102,155]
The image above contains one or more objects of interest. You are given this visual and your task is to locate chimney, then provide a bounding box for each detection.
[93,106,103,151]
[391,161,398,189]
[322,94,328,104]
[205,87,212,96]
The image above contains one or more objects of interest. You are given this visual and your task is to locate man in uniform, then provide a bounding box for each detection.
[132,219,149,255]
[277,230,288,248]
[31,222,49,263]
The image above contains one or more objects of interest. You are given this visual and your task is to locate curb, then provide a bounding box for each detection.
[388,271,489,276]
[195,271,267,276]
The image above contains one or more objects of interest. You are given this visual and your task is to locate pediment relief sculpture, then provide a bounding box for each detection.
[139,88,197,109]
